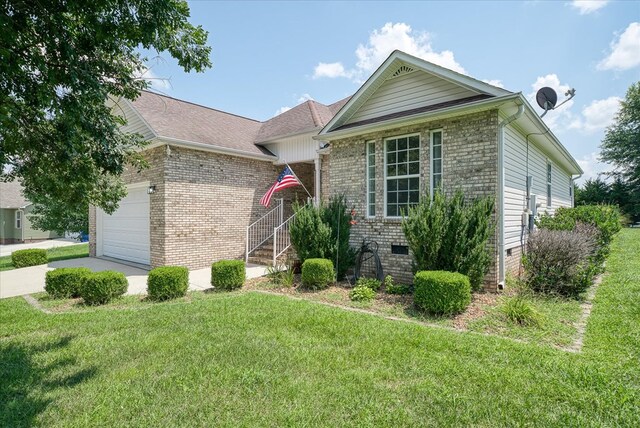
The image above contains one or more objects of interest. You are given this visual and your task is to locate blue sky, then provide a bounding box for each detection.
[143,1,640,183]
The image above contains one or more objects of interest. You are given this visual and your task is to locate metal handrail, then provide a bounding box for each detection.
[273,214,295,265]
[245,199,283,262]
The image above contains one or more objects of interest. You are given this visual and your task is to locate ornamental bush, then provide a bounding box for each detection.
[12,248,47,268]
[211,260,245,290]
[355,277,381,291]
[414,271,471,315]
[500,296,544,327]
[79,271,128,305]
[350,284,376,302]
[301,258,334,290]
[523,228,597,297]
[402,189,494,291]
[147,266,189,301]
[45,267,92,298]
[384,275,412,295]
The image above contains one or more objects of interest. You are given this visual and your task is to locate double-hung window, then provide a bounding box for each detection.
[15,211,22,229]
[546,162,552,207]
[430,130,443,194]
[366,141,376,217]
[385,134,420,217]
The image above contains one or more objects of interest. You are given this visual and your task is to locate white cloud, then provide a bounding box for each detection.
[527,74,575,133]
[312,22,465,83]
[598,22,640,71]
[570,0,609,15]
[297,93,314,103]
[135,66,172,90]
[273,94,315,117]
[313,62,350,79]
[274,106,291,116]
[482,79,505,88]
[569,96,621,133]
[576,152,612,184]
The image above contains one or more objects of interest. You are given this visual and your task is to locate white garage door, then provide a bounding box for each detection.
[98,184,150,265]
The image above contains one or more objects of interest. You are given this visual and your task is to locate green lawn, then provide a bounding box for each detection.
[0,243,88,271]
[1,231,639,427]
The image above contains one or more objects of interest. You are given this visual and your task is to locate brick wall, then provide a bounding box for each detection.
[505,243,524,278]
[325,110,500,288]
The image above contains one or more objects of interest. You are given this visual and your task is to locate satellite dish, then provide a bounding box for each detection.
[536,87,558,111]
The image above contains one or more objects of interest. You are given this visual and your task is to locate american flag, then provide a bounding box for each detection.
[260,166,300,207]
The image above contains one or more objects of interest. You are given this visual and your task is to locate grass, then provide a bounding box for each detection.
[1,230,639,426]
[0,243,88,272]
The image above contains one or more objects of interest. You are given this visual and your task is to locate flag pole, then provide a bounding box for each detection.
[285,162,313,200]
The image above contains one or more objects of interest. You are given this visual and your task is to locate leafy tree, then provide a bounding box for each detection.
[1,0,212,231]
[28,197,89,236]
[601,82,640,194]
[576,178,610,206]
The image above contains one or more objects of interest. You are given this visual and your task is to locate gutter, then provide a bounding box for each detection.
[497,102,525,290]
[146,136,278,162]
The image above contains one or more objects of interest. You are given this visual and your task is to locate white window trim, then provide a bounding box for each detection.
[383,133,421,219]
[366,140,376,218]
[15,210,22,229]
[429,129,443,197]
[546,161,552,207]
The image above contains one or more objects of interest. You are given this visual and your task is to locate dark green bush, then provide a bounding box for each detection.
[414,271,471,315]
[290,195,356,280]
[523,228,597,297]
[402,189,494,291]
[384,276,412,295]
[350,284,376,302]
[79,271,128,305]
[355,277,380,291]
[211,260,245,290]
[45,267,92,298]
[12,248,48,268]
[537,205,621,268]
[301,258,334,290]
[147,266,189,301]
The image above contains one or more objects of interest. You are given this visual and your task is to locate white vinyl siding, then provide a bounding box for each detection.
[503,124,573,249]
[108,100,155,140]
[346,70,479,124]
[385,134,420,217]
[263,132,319,164]
[546,162,552,207]
[430,130,443,194]
[366,141,376,217]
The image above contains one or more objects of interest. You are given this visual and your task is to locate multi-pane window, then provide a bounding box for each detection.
[546,162,552,207]
[430,130,443,194]
[366,141,376,217]
[385,134,420,217]
[15,211,21,229]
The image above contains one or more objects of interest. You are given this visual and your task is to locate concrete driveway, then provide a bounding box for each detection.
[0,238,79,257]
[0,257,268,299]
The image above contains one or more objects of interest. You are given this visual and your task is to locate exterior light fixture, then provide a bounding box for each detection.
[147,185,156,195]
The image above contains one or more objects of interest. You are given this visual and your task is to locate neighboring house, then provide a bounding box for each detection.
[89,50,582,290]
[0,182,60,244]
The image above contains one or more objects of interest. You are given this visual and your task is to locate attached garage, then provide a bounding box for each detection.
[96,182,150,265]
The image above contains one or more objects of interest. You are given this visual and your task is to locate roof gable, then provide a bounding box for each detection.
[0,181,29,209]
[321,50,511,134]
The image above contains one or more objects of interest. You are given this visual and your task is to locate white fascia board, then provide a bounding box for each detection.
[108,96,158,139]
[314,93,520,141]
[255,127,321,144]
[146,137,278,162]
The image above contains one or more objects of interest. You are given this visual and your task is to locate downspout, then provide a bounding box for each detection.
[497,102,524,289]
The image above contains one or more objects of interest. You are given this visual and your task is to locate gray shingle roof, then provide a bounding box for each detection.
[0,181,29,209]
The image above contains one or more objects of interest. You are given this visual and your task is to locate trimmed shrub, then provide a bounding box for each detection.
[537,205,621,268]
[45,267,92,298]
[12,249,47,268]
[79,271,128,305]
[147,266,189,301]
[500,296,544,327]
[414,271,471,315]
[523,228,596,297]
[211,260,245,290]
[355,277,381,291]
[350,284,376,302]
[301,258,334,290]
[402,189,494,291]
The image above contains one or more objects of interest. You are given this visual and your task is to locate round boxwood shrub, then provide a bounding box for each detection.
[414,271,471,315]
[301,258,334,290]
[45,267,92,298]
[79,271,128,305]
[147,266,189,301]
[211,260,245,290]
[12,249,47,268]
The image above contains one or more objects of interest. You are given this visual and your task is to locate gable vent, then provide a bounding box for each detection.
[390,65,415,78]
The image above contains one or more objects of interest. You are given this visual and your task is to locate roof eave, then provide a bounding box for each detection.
[147,136,278,162]
[255,126,322,145]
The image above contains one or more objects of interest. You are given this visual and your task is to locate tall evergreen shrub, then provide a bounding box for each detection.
[321,195,357,280]
[401,189,494,290]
